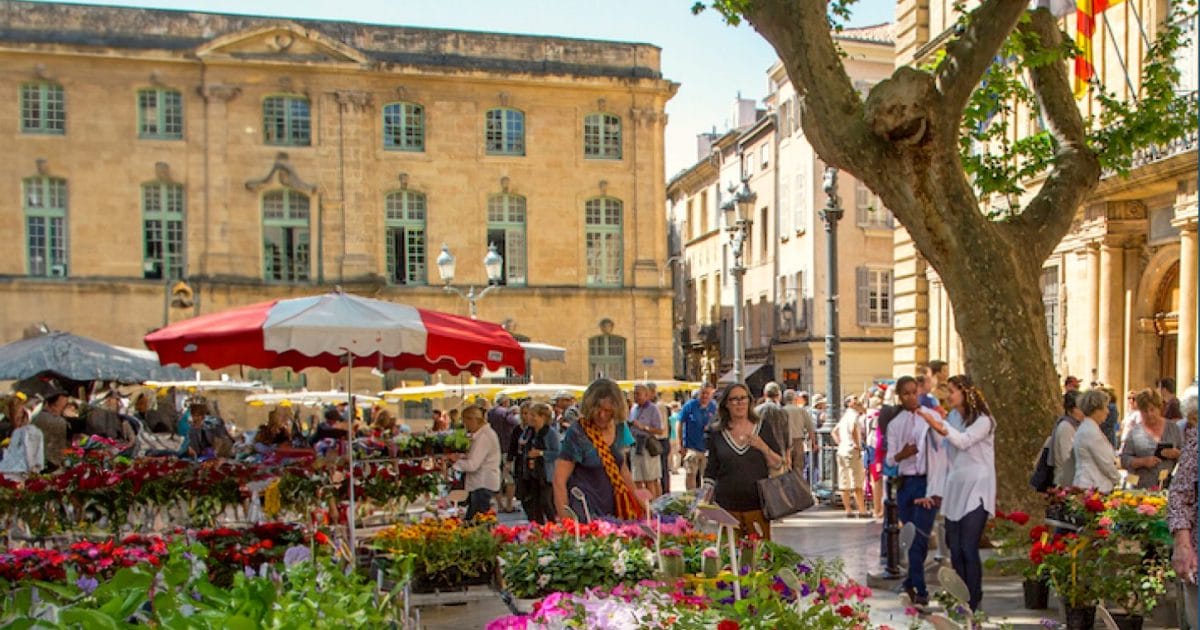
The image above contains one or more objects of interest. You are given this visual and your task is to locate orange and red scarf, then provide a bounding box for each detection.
[579,419,645,521]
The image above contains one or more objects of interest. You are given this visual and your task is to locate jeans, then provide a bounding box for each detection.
[466,488,494,521]
[945,504,988,610]
[659,439,672,493]
[896,475,938,596]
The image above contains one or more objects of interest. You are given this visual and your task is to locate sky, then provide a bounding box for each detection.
[34,0,894,176]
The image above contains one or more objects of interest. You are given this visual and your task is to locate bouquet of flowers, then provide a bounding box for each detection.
[373,516,499,591]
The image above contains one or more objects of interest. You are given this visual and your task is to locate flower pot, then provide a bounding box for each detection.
[1023,578,1050,609]
[1109,613,1144,630]
[1065,605,1096,630]
[660,553,685,579]
[702,555,720,579]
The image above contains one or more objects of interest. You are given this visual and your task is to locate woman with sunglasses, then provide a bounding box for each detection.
[701,383,786,540]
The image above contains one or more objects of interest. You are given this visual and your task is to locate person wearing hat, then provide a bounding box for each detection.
[552,390,578,432]
[32,391,70,472]
[1063,375,1081,394]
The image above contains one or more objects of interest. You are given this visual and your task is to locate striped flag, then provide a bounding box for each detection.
[1074,0,1125,99]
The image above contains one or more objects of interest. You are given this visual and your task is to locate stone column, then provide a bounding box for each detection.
[1083,243,1101,381]
[1177,222,1198,386]
[1097,240,1125,393]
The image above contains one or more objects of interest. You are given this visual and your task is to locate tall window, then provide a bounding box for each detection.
[385,190,427,285]
[262,190,310,282]
[263,96,311,146]
[142,182,185,279]
[23,177,68,277]
[855,180,894,229]
[382,102,424,151]
[583,113,621,159]
[792,171,806,233]
[138,88,183,139]
[585,196,623,287]
[21,82,65,134]
[485,108,525,156]
[1041,265,1061,365]
[588,334,626,379]
[856,266,893,327]
[486,194,526,285]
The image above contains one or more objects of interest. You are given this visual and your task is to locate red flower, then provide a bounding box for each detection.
[837,605,855,617]
[314,531,331,545]
[1030,525,1049,541]
[1006,511,1030,526]
[1084,498,1105,513]
[717,621,739,630]
[1095,529,1110,539]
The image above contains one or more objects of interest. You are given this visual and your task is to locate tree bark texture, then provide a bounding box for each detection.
[742,0,1101,510]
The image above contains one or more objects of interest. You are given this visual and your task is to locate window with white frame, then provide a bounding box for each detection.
[263,96,311,146]
[385,190,427,285]
[760,144,770,167]
[792,171,806,233]
[485,108,525,156]
[23,177,68,277]
[855,179,894,229]
[382,102,424,152]
[588,334,626,379]
[262,190,310,282]
[138,88,183,140]
[583,113,621,159]
[856,266,893,327]
[487,193,527,285]
[1041,265,1061,365]
[585,196,623,287]
[142,182,185,279]
[21,82,65,134]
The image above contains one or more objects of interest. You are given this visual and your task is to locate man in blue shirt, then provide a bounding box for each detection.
[678,384,717,491]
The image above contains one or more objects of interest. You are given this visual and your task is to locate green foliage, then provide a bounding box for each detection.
[0,541,407,629]
[499,536,656,598]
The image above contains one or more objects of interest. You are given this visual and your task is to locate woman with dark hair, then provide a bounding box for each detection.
[916,374,994,611]
[553,379,647,522]
[701,383,786,540]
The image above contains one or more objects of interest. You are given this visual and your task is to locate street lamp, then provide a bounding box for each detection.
[721,175,756,384]
[436,243,503,320]
[816,167,845,504]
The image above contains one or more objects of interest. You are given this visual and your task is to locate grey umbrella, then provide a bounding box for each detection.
[0,331,195,383]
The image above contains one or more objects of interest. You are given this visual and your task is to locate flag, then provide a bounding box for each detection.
[1074,0,1125,99]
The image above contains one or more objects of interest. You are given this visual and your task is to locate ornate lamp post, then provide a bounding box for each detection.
[436,243,504,320]
[721,177,756,384]
[816,167,845,501]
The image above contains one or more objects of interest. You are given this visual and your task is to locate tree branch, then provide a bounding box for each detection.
[1004,8,1101,261]
[742,0,890,172]
[935,0,1030,134]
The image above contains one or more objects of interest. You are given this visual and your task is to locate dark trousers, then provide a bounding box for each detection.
[946,504,988,610]
[466,488,494,521]
[659,439,671,493]
[521,480,553,524]
[896,475,937,596]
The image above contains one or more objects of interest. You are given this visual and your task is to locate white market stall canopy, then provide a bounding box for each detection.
[246,390,380,408]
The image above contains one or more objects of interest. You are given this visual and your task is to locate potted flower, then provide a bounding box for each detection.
[1104,558,1173,630]
[1037,531,1119,630]
[659,547,684,579]
[701,546,721,579]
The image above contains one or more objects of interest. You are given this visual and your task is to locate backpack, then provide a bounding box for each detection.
[1029,418,1067,492]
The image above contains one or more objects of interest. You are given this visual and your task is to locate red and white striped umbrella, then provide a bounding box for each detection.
[144,291,525,377]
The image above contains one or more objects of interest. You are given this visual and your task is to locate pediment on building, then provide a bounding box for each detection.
[196,22,370,65]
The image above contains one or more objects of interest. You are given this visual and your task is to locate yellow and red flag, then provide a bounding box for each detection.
[1074,0,1125,99]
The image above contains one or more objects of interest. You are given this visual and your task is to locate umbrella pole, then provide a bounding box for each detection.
[346,352,358,563]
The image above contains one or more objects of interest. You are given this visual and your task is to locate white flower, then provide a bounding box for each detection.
[537,574,551,588]
[641,548,654,565]
[611,554,627,577]
[538,555,553,567]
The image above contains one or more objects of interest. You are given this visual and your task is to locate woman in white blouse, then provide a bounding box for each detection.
[1073,389,1121,492]
[916,374,994,612]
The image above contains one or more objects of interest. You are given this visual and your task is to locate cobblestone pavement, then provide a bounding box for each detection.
[416,469,1186,628]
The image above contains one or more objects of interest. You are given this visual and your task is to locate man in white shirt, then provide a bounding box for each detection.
[885,376,939,606]
[450,405,501,520]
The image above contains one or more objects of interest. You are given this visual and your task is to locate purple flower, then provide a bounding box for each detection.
[190,589,202,601]
[75,576,99,595]
[283,545,311,567]
[800,583,812,597]
[243,566,256,580]
[796,563,812,574]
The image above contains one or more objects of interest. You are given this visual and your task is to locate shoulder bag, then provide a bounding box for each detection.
[756,420,814,520]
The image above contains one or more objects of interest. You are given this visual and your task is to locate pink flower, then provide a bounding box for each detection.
[1098,516,1114,527]
[1137,503,1159,516]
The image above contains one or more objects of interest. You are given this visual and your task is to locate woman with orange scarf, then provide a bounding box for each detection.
[553,378,649,522]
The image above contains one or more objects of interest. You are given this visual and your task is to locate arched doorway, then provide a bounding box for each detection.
[1152,261,1179,382]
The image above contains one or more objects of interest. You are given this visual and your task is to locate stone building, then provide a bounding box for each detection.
[891,0,1198,394]
[667,25,897,395]
[0,0,678,388]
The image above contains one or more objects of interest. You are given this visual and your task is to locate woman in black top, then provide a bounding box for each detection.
[702,383,786,540]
